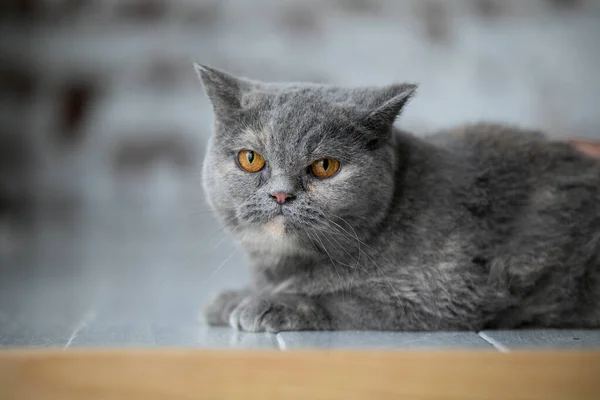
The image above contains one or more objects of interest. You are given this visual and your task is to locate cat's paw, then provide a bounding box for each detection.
[229,294,331,332]
[204,289,251,326]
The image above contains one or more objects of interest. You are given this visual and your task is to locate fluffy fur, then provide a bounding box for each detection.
[196,65,600,332]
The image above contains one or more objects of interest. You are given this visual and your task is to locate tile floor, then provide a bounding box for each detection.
[1,209,599,351]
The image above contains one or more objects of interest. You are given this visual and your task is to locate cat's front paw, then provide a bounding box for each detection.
[229,294,331,333]
[204,288,251,326]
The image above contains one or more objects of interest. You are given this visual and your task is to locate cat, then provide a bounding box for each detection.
[196,64,600,332]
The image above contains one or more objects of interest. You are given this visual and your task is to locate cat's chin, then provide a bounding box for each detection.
[263,215,287,238]
[271,215,286,223]
[237,216,307,254]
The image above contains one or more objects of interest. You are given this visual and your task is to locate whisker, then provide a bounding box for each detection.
[324,216,399,298]
[303,227,320,253]
[206,224,228,243]
[316,225,364,293]
[211,223,241,249]
[201,243,240,283]
[328,216,362,248]
[363,252,398,298]
[318,228,361,269]
[319,218,365,264]
[188,210,222,216]
[309,227,349,269]
[188,206,237,216]
[308,228,345,304]
[329,215,397,265]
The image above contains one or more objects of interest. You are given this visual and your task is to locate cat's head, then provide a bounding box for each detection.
[196,65,415,254]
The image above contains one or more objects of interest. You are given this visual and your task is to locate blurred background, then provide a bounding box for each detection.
[1,0,599,346]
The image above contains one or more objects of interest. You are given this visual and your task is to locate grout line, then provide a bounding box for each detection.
[64,307,97,349]
[478,331,510,353]
[275,334,287,351]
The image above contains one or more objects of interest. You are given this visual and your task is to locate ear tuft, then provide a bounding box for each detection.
[193,63,251,118]
[363,83,417,132]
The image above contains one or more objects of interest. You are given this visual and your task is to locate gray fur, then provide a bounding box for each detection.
[196,64,600,332]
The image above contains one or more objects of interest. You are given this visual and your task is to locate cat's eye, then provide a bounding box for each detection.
[311,158,340,179]
[237,149,265,172]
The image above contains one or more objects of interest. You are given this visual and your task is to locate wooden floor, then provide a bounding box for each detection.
[1,350,599,400]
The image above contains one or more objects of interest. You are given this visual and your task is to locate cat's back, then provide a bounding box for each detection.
[435,123,600,221]
[428,123,599,179]
[420,124,600,255]
[397,123,600,242]
[425,123,600,327]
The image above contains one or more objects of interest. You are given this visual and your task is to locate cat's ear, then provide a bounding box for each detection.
[194,63,253,119]
[360,83,417,132]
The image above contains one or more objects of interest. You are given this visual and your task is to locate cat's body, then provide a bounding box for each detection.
[197,65,600,332]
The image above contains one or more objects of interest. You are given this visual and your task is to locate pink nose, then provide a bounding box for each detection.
[270,192,293,204]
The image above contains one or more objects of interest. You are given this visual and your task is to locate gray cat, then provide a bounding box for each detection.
[196,64,600,332]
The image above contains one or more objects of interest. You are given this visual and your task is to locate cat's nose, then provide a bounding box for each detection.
[270,192,295,205]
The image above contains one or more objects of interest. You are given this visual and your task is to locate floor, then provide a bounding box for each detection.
[1,207,599,351]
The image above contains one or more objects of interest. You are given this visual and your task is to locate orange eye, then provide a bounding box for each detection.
[238,150,265,172]
[311,158,340,179]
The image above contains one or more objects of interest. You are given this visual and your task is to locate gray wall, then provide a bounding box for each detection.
[1,0,599,256]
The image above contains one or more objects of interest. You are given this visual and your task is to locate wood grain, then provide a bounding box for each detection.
[0,350,599,400]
